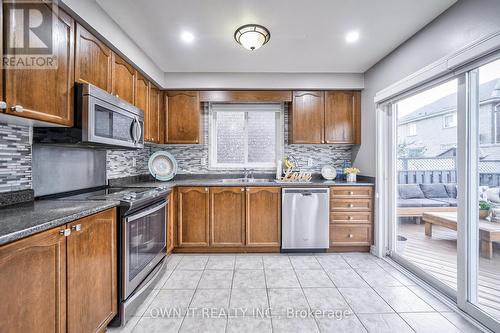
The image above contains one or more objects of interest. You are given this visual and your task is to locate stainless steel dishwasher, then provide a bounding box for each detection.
[282,188,329,251]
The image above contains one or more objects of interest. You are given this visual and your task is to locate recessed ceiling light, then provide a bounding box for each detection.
[181,31,194,43]
[345,31,360,43]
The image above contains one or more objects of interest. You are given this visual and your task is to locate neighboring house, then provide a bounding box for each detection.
[398,79,500,158]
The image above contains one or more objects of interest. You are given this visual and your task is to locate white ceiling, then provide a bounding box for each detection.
[96,0,456,73]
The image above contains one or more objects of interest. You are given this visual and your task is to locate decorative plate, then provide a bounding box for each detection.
[148,151,178,181]
[321,165,337,180]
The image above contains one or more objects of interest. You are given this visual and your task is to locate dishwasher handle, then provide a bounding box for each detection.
[282,188,329,195]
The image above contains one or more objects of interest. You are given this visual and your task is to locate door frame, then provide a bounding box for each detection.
[375,52,500,333]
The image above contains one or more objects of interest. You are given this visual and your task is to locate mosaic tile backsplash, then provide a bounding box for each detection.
[0,123,32,193]
[107,104,353,179]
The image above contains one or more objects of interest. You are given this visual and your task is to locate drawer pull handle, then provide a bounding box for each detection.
[348,204,354,208]
[348,234,354,238]
[11,105,23,113]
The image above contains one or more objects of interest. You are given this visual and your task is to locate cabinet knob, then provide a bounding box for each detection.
[71,224,82,232]
[348,204,354,208]
[0,101,6,110]
[205,188,208,192]
[348,191,354,195]
[11,105,23,113]
[348,216,353,220]
[348,234,353,238]
[60,229,71,237]
[241,188,244,192]
[246,188,249,192]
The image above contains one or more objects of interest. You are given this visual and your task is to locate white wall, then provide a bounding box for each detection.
[353,0,500,176]
[163,72,364,90]
[61,0,165,86]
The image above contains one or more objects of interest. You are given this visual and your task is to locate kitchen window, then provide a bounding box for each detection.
[209,103,284,169]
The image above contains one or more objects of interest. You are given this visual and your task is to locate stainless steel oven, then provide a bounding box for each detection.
[122,200,167,300]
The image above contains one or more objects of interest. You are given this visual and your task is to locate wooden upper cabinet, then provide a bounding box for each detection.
[178,187,210,247]
[75,23,112,92]
[159,91,166,144]
[4,8,74,126]
[148,85,161,143]
[0,227,67,333]
[246,187,281,247]
[290,91,325,144]
[210,187,245,247]
[135,72,150,140]
[67,208,117,333]
[165,91,201,144]
[111,52,136,105]
[325,91,361,144]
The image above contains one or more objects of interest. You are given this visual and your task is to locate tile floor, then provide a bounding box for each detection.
[107,253,485,333]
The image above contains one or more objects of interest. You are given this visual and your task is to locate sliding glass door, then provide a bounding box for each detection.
[392,79,459,295]
[381,54,500,332]
[464,57,500,328]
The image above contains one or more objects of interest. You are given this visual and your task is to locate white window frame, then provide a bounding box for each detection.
[443,112,458,128]
[208,103,284,170]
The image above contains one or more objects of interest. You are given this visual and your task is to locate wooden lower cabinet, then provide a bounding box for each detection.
[210,187,245,247]
[0,226,67,333]
[66,209,117,333]
[329,186,374,250]
[0,208,117,333]
[246,187,281,247]
[178,187,210,247]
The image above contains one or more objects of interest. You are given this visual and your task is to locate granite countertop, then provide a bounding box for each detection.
[113,175,375,189]
[0,200,119,246]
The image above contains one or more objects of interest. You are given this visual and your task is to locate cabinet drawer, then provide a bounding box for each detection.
[330,199,372,211]
[330,224,372,246]
[330,212,372,224]
[330,186,372,199]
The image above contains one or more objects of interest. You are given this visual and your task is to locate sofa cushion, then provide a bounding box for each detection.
[420,184,449,198]
[485,187,500,204]
[433,198,457,207]
[398,198,450,207]
[398,184,425,199]
[444,184,457,198]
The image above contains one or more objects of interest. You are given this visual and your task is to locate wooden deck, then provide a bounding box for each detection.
[397,221,500,320]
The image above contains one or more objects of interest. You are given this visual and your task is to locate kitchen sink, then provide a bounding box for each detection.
[220,178,271,183]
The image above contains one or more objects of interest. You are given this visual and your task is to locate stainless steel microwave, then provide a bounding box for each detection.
[33,83,144,149]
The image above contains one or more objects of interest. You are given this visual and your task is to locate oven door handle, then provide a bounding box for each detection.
[125,201,166,223]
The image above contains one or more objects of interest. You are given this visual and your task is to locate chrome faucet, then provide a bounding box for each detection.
[243,168,252,179]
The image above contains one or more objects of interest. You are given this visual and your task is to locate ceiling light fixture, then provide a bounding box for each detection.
[345,31,360,43]
[181,31,195,43]
[234,24,270,51]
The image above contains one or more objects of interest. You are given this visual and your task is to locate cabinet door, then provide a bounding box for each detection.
[0,227,67,333]
[149,85,161,143]
[178,187,210,247]
[135,72,150,140]
[159,91,166,144]
[246,187,281,247]
[4,7,74,126]
[210,187,245,247]
[111,52,136,105]
[75,23,112,92]
[67,208,117,333]
[290,91,324,144]
[324,91,361,144]
[166,91,201,144]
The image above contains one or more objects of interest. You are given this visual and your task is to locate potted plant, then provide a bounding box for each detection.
[479,201,491,220]
[344,167,360,182]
